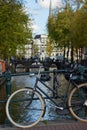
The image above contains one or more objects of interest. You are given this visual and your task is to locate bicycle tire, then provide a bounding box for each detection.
[6,87,45,128]
[68,83,87,122]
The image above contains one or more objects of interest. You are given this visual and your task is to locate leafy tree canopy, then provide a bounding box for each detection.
[0,0,32,59]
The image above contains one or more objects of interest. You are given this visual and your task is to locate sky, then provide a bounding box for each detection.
[24,0,64,35]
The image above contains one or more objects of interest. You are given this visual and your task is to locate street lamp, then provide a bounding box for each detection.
[49,0,52,16]
[35,0,52,16]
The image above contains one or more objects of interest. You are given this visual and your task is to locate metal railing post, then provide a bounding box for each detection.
[78,65,85,80]
[53,70,58,98]
[5,71,11,98]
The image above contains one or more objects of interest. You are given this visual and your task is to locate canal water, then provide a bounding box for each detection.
[0,68,73,125]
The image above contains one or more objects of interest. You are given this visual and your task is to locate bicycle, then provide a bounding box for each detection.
[6,67,87,128]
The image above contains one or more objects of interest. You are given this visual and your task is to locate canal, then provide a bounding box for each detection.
[0,68,73,125]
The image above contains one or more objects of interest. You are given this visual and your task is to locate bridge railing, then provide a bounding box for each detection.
[0,64,87,100]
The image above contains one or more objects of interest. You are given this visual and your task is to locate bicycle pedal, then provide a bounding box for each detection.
[56,108,69,115]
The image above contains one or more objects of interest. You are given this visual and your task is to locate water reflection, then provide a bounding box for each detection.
[8,88,45,127]
[11,72,72,122]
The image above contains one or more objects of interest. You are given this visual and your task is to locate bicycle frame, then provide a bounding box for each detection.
[5,67,87,129]
[31,71,72,111]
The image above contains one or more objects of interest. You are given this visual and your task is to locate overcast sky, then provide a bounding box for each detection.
[25,0,63,35]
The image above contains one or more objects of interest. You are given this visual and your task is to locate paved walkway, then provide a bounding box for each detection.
[0,120,87,130]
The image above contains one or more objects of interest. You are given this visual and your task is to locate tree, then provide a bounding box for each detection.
[0,0,32,59]
[70,1,87,60]
[46,38,53,56]
[32,44,39,56]
[47,4,74,61]
[47,0,87,62]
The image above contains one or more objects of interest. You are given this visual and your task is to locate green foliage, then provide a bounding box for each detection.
[47,0,87,54]
[46,38,53,56]
[42,120,48,125]
[32,44,39,56]
[0,0,32,59]
[47,7,73,48]
[71,1,87,47]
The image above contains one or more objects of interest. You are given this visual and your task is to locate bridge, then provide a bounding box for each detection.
[0,120,87,130]
[0,66,87,129]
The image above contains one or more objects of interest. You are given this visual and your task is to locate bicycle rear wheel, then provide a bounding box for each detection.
[6,88,45,128]
[68,83,87,122]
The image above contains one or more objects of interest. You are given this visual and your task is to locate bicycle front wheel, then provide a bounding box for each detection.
[6,88,45,128]
[68,83,87,122]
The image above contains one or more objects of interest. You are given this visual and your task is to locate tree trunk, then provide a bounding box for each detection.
[71,46,74,63]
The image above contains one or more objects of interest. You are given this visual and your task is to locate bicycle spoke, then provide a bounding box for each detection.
[6,88,45,128]
[68,83,87,122]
